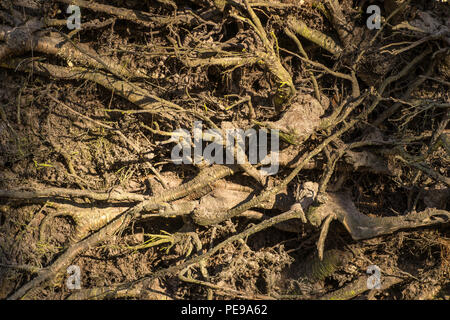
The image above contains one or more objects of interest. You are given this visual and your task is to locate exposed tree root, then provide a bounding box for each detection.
[1,0,449,301]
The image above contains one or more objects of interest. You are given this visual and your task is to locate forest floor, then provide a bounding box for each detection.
[0,0,449,300]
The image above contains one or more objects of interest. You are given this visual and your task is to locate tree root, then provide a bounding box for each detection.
[286,16,342,57]
[0,59,182,117]
[1,0,448,301]
[0,24,139,78]
[319,274,404,300]
[307,191,450,241]
[56,0,200,29]
[5,165,237,299]
[39,203,128,243]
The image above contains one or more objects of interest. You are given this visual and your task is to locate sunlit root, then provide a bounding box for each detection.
[66,279,172,300]
[307,191,450,241]
[0,24,140,78]
[286,16,343,56]
[319,274,403,300]
[0,59,179,115]
[56,0,198,29]
[191,181,293,226]
[232,0,296,108]
[40,203,127,243]
[257,94,325,145]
